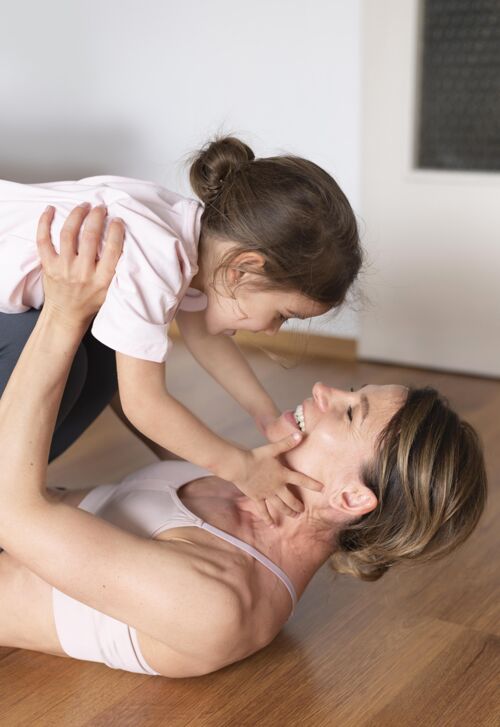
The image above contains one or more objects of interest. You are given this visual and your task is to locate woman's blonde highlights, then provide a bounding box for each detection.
[330,387,487,581]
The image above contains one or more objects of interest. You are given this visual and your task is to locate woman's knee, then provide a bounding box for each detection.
[56,342,88,427]
[0,310,89,420]
[0,310,41,396]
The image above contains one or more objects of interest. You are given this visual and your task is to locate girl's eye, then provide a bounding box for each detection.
[347,406,353,422]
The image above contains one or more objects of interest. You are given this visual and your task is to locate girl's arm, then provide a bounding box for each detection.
[116,351,323,523]
[0,205,241,671]
[175,307,281,434]
[116,351,247,478]
[109,392,185,461]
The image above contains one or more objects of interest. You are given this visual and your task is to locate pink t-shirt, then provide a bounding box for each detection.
[0,175,207,362]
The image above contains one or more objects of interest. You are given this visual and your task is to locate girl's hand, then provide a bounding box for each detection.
[254,411,282,440]
[231,434,324,525]
[36,203,124,326]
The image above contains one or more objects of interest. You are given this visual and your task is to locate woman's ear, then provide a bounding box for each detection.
[340,485,378,518]
[329,481,377,520]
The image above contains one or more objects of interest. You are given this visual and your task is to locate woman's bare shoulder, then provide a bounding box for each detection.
[135,560,259,678]
[133,532,285,678]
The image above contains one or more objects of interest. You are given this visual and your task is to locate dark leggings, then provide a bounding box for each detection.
[0,309,118,462]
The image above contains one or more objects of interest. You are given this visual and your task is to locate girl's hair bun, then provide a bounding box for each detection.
[189,135,255,205]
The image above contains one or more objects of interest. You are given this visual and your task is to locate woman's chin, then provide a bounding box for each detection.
[266,412,313,473]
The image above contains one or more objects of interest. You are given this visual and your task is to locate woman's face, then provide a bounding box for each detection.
[267,383,408,491]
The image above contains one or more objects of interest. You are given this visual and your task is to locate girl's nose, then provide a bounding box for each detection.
[264,320,281,336]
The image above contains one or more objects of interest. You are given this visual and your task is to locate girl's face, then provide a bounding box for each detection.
[204,282,329,336]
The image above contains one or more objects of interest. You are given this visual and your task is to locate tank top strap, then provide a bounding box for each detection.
[200,521,297,617]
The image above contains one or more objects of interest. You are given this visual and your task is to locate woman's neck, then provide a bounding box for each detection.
[232,493,336,598]
[180,476,335,599]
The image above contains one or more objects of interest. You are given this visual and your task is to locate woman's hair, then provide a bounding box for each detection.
[330,387,488,581]
[189,135,363,308]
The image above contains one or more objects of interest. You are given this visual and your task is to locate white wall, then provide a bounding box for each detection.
[0,0,361,338]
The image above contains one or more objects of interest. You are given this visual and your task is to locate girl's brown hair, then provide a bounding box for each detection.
[189,135,362,307]
[330,387,488,581]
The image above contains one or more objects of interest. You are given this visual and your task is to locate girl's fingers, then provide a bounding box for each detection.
[266,493,300,519]
[254,499,275,527]
[285,469,324,493]
[275,487,304,514]
[36,206,57,268]
[260,431,303,459]
[59,202,92,260]
[98,217,125,280]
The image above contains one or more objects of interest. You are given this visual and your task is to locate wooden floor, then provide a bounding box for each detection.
[1,341,499,727]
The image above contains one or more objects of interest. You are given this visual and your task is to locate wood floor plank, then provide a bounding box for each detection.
[365,629,500,727]
[0,652,146,727]
[0,647,16,662]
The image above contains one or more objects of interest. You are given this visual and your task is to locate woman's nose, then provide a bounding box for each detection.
[312,382,333,412]
[312,382,351,412]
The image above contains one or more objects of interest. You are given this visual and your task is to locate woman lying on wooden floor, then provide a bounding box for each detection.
[0,207,487,678]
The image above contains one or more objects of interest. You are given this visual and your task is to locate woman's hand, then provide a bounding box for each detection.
[229,435,324,525]
[0,204,124,507]
[36,203,124,326]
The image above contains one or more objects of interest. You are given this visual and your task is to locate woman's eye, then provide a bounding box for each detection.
[347,406,353,422]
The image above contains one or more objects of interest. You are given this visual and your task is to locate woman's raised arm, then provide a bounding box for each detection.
[0,205,241,668]
[0,203,123,499]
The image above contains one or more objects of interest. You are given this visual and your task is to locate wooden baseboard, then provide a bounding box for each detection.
[169,321,357,361]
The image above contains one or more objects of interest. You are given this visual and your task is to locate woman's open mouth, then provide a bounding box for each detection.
[293,404,305,432]
[282,403,306,432]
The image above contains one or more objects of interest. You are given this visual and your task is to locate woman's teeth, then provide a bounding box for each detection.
[294,404,305,432]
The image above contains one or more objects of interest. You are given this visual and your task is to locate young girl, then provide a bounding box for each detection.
[0,136,363,522]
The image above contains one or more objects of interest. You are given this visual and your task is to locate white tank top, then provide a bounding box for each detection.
[52,461,297,676]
